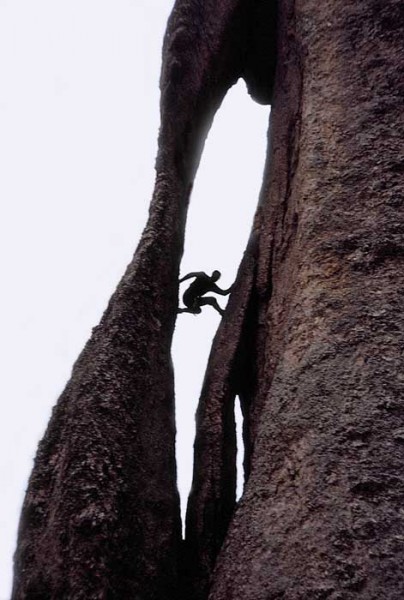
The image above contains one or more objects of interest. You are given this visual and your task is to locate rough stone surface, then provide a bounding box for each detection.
[11,1,255,597]
[12,0,404,598]
[206,1,404,598]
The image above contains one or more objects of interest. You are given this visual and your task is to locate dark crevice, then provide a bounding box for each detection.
[235,396,246,498]
[242,0,278,105]
[232,270,264,482]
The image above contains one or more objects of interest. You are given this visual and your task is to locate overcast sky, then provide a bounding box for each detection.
[0,1,269,596]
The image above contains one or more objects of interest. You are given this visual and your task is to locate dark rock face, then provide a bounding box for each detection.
[12,157,186,600]
[12,0,404,598]
[202,1,404,598]
[12,1,273,598]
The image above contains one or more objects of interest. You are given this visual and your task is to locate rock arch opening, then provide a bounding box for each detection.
[172,80,269,526]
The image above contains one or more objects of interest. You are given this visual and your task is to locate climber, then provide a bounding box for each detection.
[178,270,232,316]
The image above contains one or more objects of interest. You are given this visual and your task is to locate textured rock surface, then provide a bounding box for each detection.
[11,1,253,598]
[205,1,404,598]
[12,0,404,598]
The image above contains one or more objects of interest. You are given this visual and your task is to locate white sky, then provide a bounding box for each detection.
[0,1,269,596]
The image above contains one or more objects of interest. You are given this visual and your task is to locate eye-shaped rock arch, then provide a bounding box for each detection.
[12,1,404,599]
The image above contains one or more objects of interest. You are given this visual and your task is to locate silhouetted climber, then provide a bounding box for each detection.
[178,271,232,316]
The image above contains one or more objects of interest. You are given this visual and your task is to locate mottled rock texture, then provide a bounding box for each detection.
[12,0,404,599]
[12,1,275,598]
[203,1,404,599]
